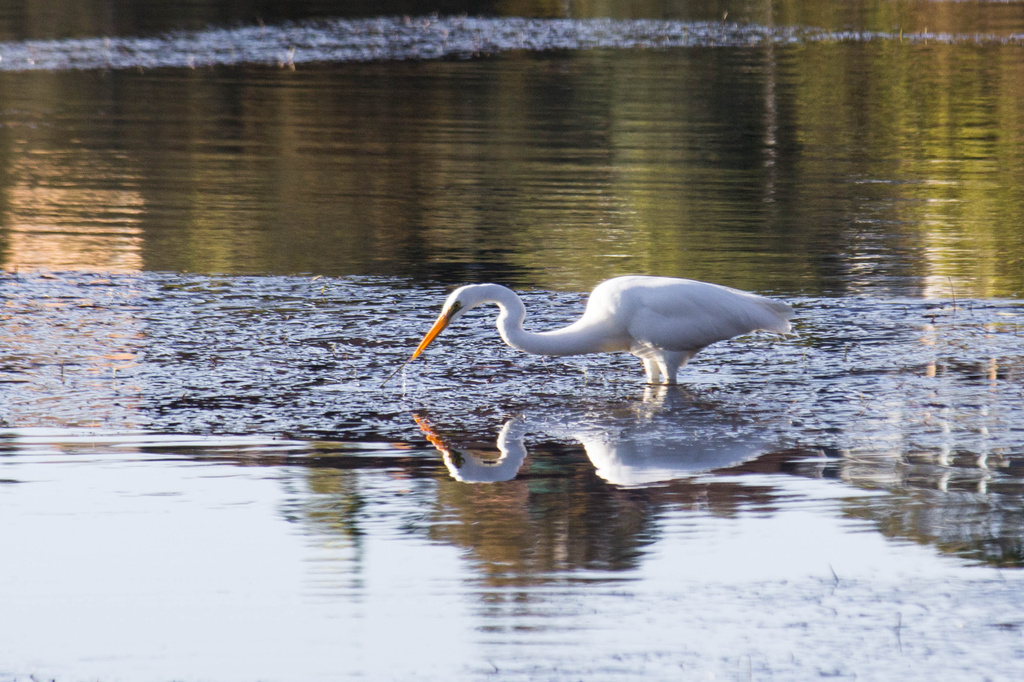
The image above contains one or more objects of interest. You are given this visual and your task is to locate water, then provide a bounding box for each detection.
[3,29,1023,294]
[2,1,1024,679]
[6,16,1023,73]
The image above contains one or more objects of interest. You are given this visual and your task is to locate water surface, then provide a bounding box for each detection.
[2,12,1023,294]
[2,2,1024,680]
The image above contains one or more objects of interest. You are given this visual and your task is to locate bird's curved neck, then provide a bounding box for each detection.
[480,285,614,357]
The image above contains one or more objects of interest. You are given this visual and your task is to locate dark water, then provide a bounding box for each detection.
[2,13,1023,295]
[3,2,1024,680]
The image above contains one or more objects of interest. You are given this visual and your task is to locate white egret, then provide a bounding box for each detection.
[387,275,793,385]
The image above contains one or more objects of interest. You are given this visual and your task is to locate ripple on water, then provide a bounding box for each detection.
[1,16,1024,72]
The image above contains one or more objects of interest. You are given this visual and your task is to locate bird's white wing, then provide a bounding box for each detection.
[623,279,792,352]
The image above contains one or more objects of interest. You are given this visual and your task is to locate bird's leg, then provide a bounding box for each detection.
[656,358,676,385]
[660,351,694,386]
[641,357,663,384]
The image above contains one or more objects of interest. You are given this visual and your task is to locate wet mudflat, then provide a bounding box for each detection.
[3,1,1024,679]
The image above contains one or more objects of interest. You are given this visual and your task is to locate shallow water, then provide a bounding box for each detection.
[3,1,1024,680]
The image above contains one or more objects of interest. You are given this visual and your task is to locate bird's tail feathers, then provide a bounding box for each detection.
[756,298,795,334]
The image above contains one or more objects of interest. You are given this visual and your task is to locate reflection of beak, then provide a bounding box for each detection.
[413,414,448,451]
[410,308,454,361]
[381,307,454,387]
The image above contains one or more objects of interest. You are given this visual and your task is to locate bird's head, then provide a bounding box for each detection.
[409,288,472,361]
[381,284,508,386]
[410,284,511,359]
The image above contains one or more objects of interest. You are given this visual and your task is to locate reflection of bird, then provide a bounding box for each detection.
[575,420,767,487]
[389,275,793,385]
[421,409,769,487]
[414,414,528,483]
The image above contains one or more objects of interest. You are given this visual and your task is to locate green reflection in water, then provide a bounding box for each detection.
[0,23,1023,296]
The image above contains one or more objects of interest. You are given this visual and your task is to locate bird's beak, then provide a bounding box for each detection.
[410,308,454,361]
[381,306,455,387]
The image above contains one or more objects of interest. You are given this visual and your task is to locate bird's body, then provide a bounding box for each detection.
[391,275,793,385]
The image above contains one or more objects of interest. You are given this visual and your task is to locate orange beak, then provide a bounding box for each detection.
[381,307,455,386]
[409,309,454,361]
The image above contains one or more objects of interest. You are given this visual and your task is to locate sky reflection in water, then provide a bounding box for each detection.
[2,427,1023,680]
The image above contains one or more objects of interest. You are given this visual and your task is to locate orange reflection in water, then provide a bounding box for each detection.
[2,152,144,274]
